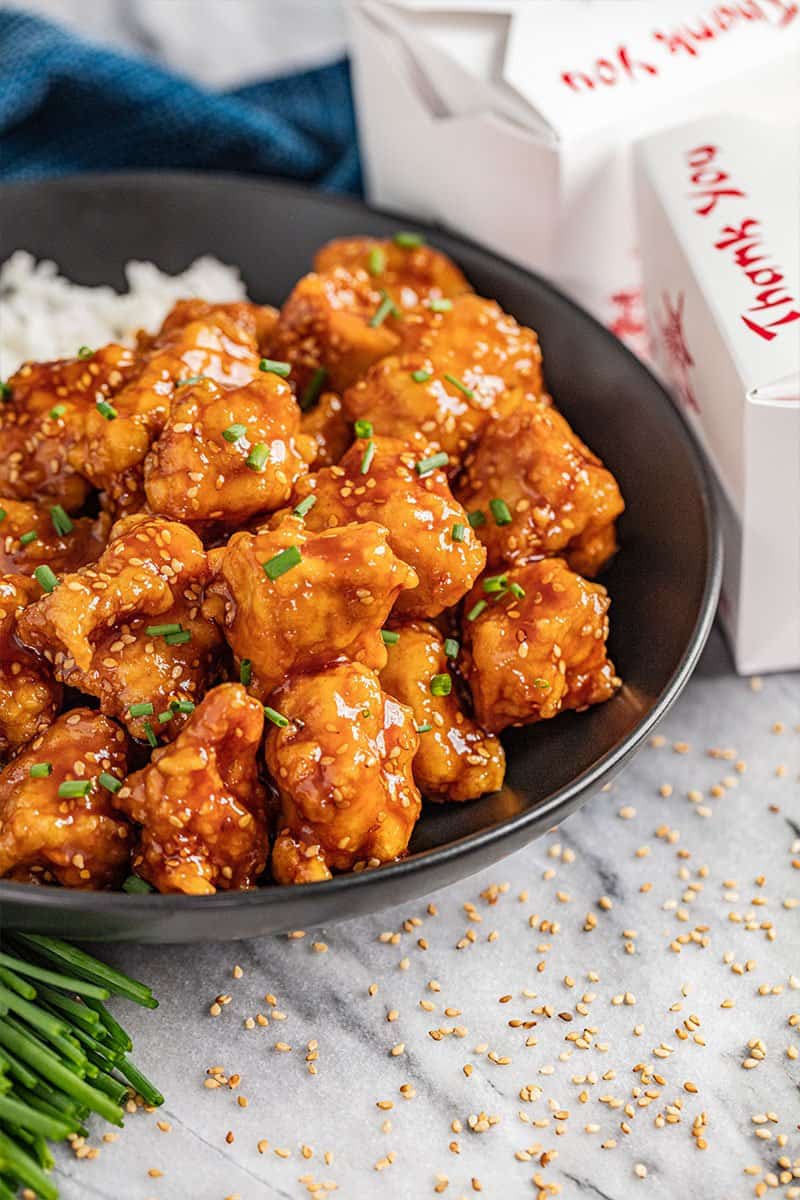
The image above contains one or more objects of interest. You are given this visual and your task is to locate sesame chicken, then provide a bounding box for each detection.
[266,661,420,883]
[114,683,268,894]
[0,496,110,579]
[0,574,62,761]
[0,708,131,887]
[283,435,485,618]
[17,513,221,743]
[314,236,471,314]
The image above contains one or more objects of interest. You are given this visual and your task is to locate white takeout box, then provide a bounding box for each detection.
[348,0,800,350]
[635,114,800,675]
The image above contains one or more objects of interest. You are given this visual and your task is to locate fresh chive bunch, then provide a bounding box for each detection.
[0,934,162,1199]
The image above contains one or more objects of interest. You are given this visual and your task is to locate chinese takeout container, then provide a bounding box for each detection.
[348,0,799,350]
[635,114,799,675]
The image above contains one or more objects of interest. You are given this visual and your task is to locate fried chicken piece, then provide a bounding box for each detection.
[17,514,221,743]
[301,390,351,468]
[266,661,421,883]
[0,575,61,761]
[156,298,279,353]
[1,345,137,511]
[287,435,485,618]
[143,376,315,533]
[0,498,109,579]
[461,559,620,734]
[203,517,418,701]
[314,237,471,312]
[72,303,263,511]
[271,268,401,393]
[455,399,624,575]
[115,683,268,895]
[344,294,543,464]
[379,620,505,802]
[0,708,131,888]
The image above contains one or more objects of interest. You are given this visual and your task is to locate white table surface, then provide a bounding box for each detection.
[50,629,799,1200]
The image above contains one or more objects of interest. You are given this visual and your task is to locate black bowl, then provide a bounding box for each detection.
[0,172,721,941]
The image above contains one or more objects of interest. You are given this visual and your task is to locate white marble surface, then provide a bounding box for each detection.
[51,631,799,1200]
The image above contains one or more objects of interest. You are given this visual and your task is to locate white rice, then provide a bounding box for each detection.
[0,251,247,379]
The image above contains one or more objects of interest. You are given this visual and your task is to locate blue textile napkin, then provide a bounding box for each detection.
[0,8,361,193]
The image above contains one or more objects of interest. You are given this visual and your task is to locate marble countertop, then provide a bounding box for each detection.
[50,630,799,1200]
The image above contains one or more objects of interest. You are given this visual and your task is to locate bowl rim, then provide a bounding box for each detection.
[0,169,723,918]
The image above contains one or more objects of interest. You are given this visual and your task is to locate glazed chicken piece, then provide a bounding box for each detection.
[0,708,131,888]
[266,661,421,884]
[379,620,505,802]
[344,294,543,465]
[115,683,268,895]
[0,497,109,579]
[203,516,418,701]
[314,236,471,313]
[286,434,485,618]
[455,398,624,576]
[155,298,279,354]
[461,559,620,734]
[17,514,221,744]
[0,575,62,762]
[71,302,263,513]
[143,375,315,533]
[301,390,351,469]
[271,268,401,394]
[1,344,137,511]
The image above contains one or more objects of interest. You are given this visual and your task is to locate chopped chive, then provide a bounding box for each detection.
[410,368,432,383]
[508,582,526,600]
[122,875,153,894]
[245,442,270,472]
[263,545,302,580]
[360,438,375,475]
[430,673,452,697]
[259,358,291,377]
[369,291,397,329]
[95,400,117,420]
[98,772,123,793]
[0,381,11,400]
[483,573,508,594]
[367,246,386,276]
[415,451,449,476]
[19,530,38,546]
[416,723,432,734]
[33,565,59,594]
[128,702,154,718]
[354,419,373,439]
[467,599,487,621]
[443,638,459,659]
[489,497,512,526]
[170,699,195,714]
[142,721,157,748]
[394,231,425,248]
[49,505,73,537]
[534,677,551,689]
[430,297,452,313]
[57,780,92,799]
[164,629,191,645]
[467,509,486,529]
[381,629,400,645]
[263,706,289,728]
[175,375,207,387]
[239,659,252,686]
[451,522,466,543]
[157,710,174,724]
[293,494,317,519]
[145,623,181,637]
[77,346,93,360]
[49,403,66,419]
[29,763,52,779]
[222,423,247,443]
[0,508,5,524]
[300,367,327,411]
[444,373,474,399]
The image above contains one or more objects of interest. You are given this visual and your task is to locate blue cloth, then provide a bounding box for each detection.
[0,8,361,193]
